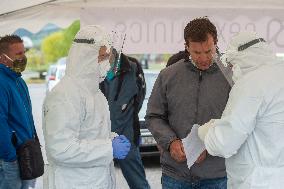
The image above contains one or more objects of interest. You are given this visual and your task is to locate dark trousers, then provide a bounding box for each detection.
[162,174,227,189]
[116,145,150,189]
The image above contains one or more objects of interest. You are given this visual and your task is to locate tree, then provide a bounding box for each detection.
[26,48,45,71]
[41,20,80,65]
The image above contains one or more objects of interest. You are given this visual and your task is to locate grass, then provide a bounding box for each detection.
[148,62,166,70]
[25,78,46,84]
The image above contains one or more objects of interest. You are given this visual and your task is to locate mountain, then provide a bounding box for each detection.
[13,23,62,48]
[13,28,33,38]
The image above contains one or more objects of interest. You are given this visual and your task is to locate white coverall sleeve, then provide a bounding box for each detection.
[204,83,263,158]
[43,99,113,168]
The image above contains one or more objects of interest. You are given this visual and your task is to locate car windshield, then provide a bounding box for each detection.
[144,72,158,99]
[57,57,67,65]
[139,71,159,120]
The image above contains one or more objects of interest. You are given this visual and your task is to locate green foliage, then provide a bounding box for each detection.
[41,20,80,65]
[41,31,65,64]
[26,48,47,71]
[162,54,171,62]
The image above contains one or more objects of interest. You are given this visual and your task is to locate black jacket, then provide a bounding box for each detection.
[100,54,146,146]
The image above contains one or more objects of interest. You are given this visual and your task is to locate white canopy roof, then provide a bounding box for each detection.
[1,0,284,53]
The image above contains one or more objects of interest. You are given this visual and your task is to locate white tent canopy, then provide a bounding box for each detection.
[1,0,284,53]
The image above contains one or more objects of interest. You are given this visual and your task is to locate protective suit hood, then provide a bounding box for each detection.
[65,25,111,92]
[222,31,281,82]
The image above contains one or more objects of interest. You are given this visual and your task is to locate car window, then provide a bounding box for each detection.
[139,71,159,120]
[57,57,67,65]
[57,68,66,80]
[46,66,56,77]
[50,67,57,76]
[144,73,159,99]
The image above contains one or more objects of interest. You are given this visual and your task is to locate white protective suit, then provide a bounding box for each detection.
[42,25,115,189]
[201,32,284,189]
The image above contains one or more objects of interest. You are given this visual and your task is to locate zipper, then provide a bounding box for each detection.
[194,71,203,123]
[199,71,203,82]
[15,79,34,137]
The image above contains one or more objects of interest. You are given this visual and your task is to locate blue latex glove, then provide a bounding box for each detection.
[112,135,131,159]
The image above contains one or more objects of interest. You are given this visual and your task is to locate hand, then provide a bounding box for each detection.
[195,150,207,164]
[169,139,186,162]
[112,135,131,159]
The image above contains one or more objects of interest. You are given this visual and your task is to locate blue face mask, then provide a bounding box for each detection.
[106,69,115,81]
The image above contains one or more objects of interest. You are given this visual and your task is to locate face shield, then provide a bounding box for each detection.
[109,31,126,72]
[69,26,127,83]
[217,37,266,86]
[215,54,234,86]
[98,31,126,81]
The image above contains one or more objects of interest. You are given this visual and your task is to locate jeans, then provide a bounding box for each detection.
[116,146,150,189]
[162,174,227,189]
[0,159,36,189]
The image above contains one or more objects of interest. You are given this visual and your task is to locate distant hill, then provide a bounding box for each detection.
[13,28,33,38]
[13,23,62,48]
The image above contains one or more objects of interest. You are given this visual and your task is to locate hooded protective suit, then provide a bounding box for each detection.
[200,32,284,189]
[42,25,115,189]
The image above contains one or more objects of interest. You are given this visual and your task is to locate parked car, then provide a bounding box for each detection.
[46,57,67,92]
[138,70,160,157]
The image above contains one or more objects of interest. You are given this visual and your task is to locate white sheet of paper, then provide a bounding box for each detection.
[182,124,206,169]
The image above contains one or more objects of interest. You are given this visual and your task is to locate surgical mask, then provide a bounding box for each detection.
[3,54,27,73]
[106,64,116,81]
[106,57,121,81]
[98,59,111,82]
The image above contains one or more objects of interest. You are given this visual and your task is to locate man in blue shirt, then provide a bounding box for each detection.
[0,35,37,189]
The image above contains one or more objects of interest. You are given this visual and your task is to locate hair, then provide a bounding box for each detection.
[184,17,218,46]
[0,35,23,54]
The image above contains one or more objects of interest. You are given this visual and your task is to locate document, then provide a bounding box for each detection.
[182,124,206,169]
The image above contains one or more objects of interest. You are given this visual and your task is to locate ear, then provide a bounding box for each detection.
[0,54,4,62]
[0,54,9,66]
[185,44,190,53]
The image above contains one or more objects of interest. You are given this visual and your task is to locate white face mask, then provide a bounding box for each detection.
[98,59,110,82]
[232,64,243,83]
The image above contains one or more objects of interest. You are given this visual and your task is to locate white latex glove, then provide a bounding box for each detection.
[198,119,216,141]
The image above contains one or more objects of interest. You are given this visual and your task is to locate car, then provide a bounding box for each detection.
[138,70,160,157]
[46,57,67,92]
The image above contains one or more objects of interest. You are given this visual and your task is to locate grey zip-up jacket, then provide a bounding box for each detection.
[145,59,231,181]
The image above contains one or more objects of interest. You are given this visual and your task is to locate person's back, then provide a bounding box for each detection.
[199,31,284,189]
[43,25,131,189]
[225,63,284,189]
[43,74,115,189]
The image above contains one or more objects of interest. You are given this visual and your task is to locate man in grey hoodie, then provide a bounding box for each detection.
[145,17,231,189]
